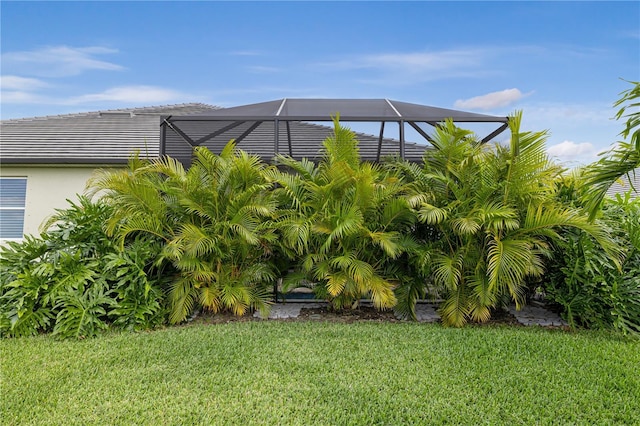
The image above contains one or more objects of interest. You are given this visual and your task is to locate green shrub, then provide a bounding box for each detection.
[6,114,634,338]
[0,197,166,338]
[546,193,640,335]
[267,117,421,311]
[104,238,167,331]
[389,114,620,327]
[89,144,278,323]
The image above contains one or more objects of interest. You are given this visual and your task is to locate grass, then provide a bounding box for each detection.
[2,321,639,425]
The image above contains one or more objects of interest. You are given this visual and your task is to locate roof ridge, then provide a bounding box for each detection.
[1,103,221,122]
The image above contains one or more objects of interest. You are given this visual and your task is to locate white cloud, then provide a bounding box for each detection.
[454,89,530,110]
[516,102,622,168]
[314,49,485,73]
[315,48,492,83]
[1,46,123,78]
[619,29,640,40]
[68,85,186,104]
[525,103,615,123]
[547,140,598,165]
[0,90,48,104]
[360,49,484,72]
[0,75,49,90]
[1,83,191,107]
[229,50,265,56]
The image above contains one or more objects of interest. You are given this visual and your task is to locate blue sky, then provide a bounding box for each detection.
[1,1,638,166]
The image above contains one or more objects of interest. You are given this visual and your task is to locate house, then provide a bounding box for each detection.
[0,103,428,241]
[606,168,640,200]
[1,99,509,241]
[0,104,218,240]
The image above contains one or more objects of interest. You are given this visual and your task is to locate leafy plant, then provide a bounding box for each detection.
[581,79,640,219]
[0,236,52,337]
[546,193,640,335]
[90,143,278,323]
[0,196,166,338]
[267,116,421,311]
[394,113,621,326]
[105,238,166,331]
[52,280,112,339]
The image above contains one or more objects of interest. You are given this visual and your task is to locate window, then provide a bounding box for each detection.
[0,178,27,239]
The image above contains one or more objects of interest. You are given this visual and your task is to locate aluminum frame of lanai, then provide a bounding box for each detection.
[160,98,510,164]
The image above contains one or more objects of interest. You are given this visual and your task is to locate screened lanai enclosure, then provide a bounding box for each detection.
[160,99,510,165]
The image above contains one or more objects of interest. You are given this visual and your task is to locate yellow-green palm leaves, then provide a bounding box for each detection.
[404,113,621,327]
[268,116,415,310]
[89,142,277,323]
[580,80,640,220]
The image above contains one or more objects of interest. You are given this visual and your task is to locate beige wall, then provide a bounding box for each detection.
[1,165,118,239]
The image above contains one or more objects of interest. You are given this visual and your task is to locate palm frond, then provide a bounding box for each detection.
[486,237,531,307]
[450,217,481,236]
[368,231,402,258]
[177,223,221,258]
[417,203,448,225]
[167,278,199,324]
[199,284,222,313]
[581,142,640,220]
[219,280,250,316]
[393,278,426,321]
[438,284,471,327]
[432,252,464,291]
[326,271,348,297]
[467,273,495,323]
[380,198,415,230]
[520,204,624,269]
[320,115,361,168]
[367,275,397,309]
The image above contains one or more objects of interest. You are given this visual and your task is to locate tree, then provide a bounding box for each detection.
[581,79,640,220]
[396,113,621,326]
[267,116,420,311]
[89,143,277,323]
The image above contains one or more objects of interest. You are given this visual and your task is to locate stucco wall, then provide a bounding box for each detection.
[1,165,119,239]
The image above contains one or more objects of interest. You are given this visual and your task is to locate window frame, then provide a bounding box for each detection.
[0,177,28,240]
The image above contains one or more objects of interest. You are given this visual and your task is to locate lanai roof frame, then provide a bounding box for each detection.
[160,98,510,162]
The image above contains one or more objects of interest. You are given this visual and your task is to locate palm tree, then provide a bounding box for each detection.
[581,80,640,220]
[396,113,621,326]
[267,117,418,311]
[89,142,278,323]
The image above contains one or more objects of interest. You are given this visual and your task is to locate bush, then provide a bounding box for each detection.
[5,114,635,338]
[387,114,619,327]
[545,193,640,335]
[268,117,420,312]
[0,197,166,338]
[89,144,277,323]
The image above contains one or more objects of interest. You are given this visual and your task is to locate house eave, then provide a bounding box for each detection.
[1,158,137,166]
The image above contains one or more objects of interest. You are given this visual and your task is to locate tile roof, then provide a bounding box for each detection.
[2,103,218,122]
[163,120,428,165]
[1,104,220,164]
[606,168,640,199]
[2,103,429,165]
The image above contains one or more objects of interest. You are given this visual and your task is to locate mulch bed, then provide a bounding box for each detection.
[190,304,523,326]
[297,305,402,323]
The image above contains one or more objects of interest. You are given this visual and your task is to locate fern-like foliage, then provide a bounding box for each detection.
[90,141,278,323]
[579,80,640,220]
[394,113,620,326]
[269,116,417,311]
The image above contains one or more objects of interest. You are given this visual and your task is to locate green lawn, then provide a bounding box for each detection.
[2,322,639,425]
